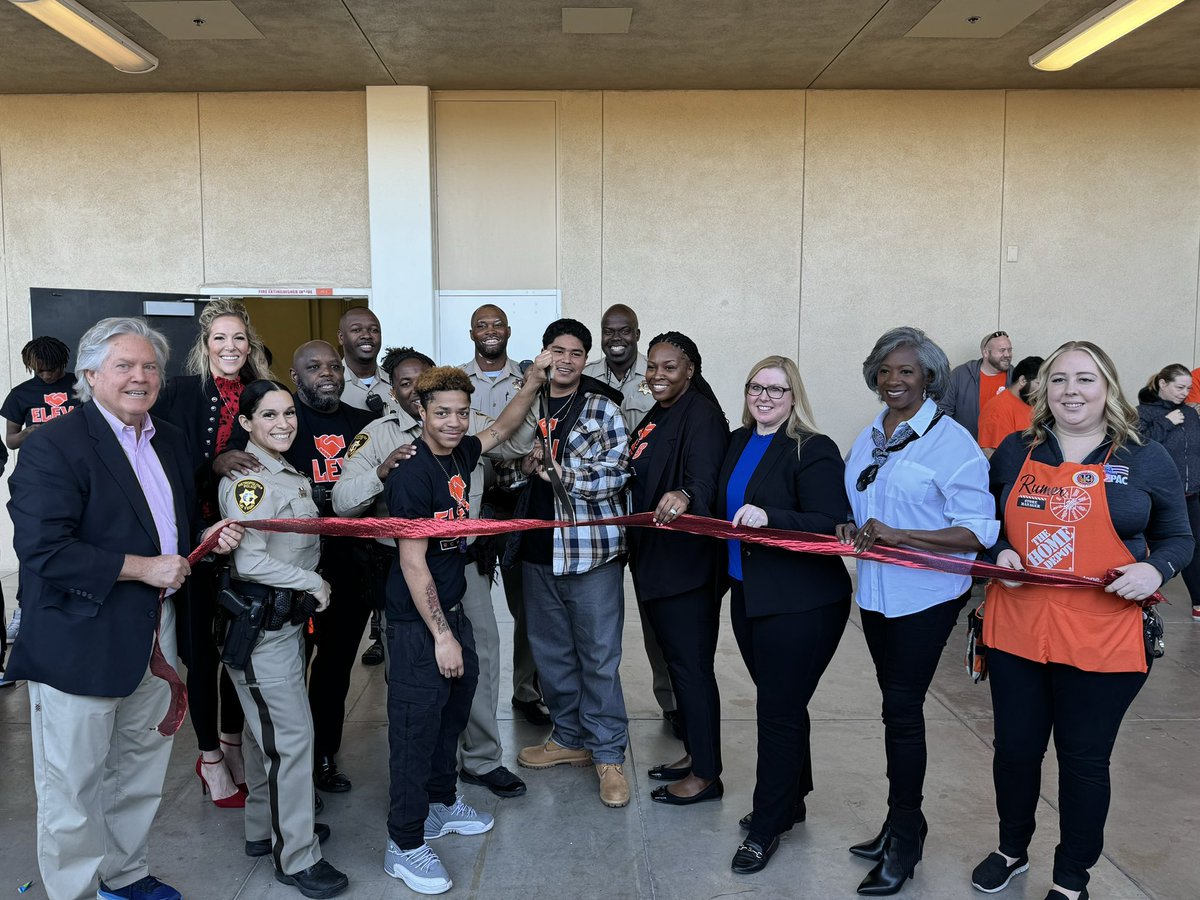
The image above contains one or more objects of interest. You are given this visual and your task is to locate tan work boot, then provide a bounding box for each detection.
[517,740,592,769]
[596,763,630,808]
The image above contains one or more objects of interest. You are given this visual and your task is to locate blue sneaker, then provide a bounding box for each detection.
[97,876,182,900]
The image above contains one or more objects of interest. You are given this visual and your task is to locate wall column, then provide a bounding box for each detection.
[366,85,437,354]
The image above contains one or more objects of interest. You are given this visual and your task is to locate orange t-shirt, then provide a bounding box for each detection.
[977,388,1031,449]
[979,370,1007,415]
[1187,368,1200,404]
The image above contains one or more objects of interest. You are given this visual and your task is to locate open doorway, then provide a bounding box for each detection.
[236,296,369,375]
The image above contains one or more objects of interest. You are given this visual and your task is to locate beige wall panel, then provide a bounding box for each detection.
[1000,91,1200,387]
[601,91,805,419]
[558,92,603,322]
[0,93,204,374]
[434,99,558,290]
[199,92,369,287]
[800,91,1006,451]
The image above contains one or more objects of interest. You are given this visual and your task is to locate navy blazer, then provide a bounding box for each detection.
[717,427,852,617]
[627,389,730,600]
[6,402,197,697]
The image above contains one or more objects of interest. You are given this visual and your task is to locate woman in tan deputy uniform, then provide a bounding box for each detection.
[218,380,349,899]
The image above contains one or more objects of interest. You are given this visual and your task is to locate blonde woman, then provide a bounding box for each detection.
[718,355,852,875]
[973,341,1192,900]
[153,299,272,806]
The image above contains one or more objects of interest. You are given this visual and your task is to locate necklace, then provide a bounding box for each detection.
[548,388,578,421]
[432,448,460,481]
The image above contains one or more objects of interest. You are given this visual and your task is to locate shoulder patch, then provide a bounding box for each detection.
[234,479,265,514]
[346,432,370,458]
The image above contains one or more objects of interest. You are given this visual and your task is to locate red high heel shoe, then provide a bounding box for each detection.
[220,737,248,791]
[196,754,247,808]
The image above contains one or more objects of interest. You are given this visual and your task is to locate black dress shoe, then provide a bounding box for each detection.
[360,639,384,666]
[460,765,528,798]
[650,778,724,805]
[662,709,685,740]
[314,791,324,814]
[740,798,806,831]
[648,763,691,781]
[314,756,351,793]
[731,835,780,874]
[274,858,349,898]
[246,823,331,857]
[511,696,551,726]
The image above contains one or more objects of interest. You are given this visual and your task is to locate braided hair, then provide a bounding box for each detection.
[647,331,725,420]
[21,336,70,374]
[381,346,435,381]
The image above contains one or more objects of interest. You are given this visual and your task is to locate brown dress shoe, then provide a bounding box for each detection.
[517,740,592,769]
[596,763,630,808]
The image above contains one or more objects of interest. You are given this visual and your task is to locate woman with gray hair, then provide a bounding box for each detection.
[835,326,999,896]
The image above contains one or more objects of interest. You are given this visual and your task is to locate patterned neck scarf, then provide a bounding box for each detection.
[870,420,917,466]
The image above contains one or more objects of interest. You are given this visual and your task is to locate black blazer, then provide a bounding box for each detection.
[717,427,852,617]
[153,373,250,513]
[627,389,730,600]
[6,402,198,697]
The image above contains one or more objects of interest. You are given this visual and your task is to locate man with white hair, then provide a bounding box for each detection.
[6,317,242,900]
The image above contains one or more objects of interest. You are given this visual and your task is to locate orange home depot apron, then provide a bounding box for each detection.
[983,452,1147,673]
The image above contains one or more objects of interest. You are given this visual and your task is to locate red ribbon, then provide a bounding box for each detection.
[191,512,1161,596]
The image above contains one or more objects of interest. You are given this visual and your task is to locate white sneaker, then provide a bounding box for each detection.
[5,608,20,643]
[423,794,494,839]
[384,840,452,895]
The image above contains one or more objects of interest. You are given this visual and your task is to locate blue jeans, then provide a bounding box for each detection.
[522,559,628,764]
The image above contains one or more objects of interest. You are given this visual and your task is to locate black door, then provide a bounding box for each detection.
[29,288,206,379]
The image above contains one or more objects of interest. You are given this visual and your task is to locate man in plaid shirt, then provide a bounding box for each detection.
[503,319,634,808]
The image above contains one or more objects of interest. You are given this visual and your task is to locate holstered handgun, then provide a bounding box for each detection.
[218,587,266,670]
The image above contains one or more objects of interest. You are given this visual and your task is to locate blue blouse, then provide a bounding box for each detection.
[726,431,774,580]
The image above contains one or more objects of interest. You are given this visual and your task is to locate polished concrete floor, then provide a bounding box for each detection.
[1,565,1197,900]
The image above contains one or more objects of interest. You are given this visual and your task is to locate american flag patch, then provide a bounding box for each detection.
[1104,464,1129,484]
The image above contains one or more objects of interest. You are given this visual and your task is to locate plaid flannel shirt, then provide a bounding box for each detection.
[498,390,630,575]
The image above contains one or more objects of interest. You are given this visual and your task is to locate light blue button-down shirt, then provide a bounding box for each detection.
[95,402,180,592]
[845,398,999,617]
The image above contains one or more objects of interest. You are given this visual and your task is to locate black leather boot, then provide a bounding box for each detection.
[856,811,926,896]
[314,756,351,793]
[849,821,891,862]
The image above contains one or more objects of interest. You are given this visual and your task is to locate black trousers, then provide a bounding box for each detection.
[387,608,479,850]
[180,559,244,752]
[988,648,1147,892]
[639,582,722,779]
[859,594,965,820]
[1181,493,1200,605]
[731,581,849,840]
[307,542,372,759]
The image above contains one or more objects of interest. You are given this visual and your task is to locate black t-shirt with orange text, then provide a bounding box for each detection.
[385,435,483,621]
[1,374,78,428]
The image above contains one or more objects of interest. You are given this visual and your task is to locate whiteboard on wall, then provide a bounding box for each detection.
[437,290,561,367]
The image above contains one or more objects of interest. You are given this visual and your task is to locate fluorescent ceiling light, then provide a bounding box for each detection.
[1029,0,1185,71]
[8,0,158,73]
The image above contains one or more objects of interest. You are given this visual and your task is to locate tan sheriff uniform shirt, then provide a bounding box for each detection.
[584,352,654,432]
[333,404,536,546]
[340,361,392,412]
[219,441,323,592]
[460,357,526,420]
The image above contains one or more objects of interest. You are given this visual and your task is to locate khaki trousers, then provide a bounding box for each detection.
[458,565,503,774]
[28,600,177,900]
[230,622,321,876]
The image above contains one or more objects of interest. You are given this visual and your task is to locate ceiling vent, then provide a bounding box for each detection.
[125,0,263,40]
[906,0,1048,38]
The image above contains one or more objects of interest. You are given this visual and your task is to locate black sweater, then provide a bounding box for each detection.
[1136,389,1200,494]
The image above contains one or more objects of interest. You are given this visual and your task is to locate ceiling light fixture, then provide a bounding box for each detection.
[7,0,158,73]
[1029,0,1185,71]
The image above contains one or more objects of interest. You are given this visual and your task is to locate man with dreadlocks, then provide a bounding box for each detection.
[3,336,78,450]
[624,332,730,806]
[2,336,79,652]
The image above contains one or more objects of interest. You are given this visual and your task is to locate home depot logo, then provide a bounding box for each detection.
[1026,523,1075,572]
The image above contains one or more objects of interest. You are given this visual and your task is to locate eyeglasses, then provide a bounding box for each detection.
[746,382,790,400]
[984,330,1008,343]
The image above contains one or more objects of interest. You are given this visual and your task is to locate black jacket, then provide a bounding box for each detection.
[6,403,198,696]
[717,428,852,617]
[626,389,730,600]
[1137,388,1200,494]
[153,373,250,514]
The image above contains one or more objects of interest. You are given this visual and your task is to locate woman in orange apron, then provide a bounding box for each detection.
[972,341,1193,900]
